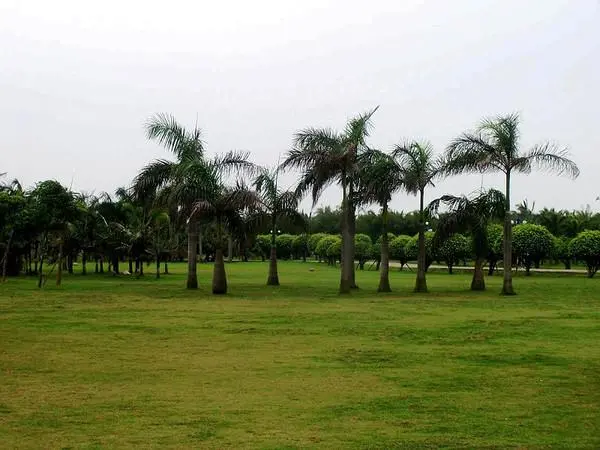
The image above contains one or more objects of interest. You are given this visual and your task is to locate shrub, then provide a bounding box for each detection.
[292,234,309,261]
[254,234,271,260]
[552,236,572,269]
[315,235,339,264]
[389,235,412,269]
[354,234,373,270]
[275,234,295,260]
[486,224,503,275]
[437,233,471,274]
[513,224,554,275]
[405,232,435,270]
[308,233,327,256]
[325,236,342,265]
[569,230,600,278]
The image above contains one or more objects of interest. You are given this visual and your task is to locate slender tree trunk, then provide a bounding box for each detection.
[228,236,233,262]
[38,257,44,288]
[95,258,98,274]
[502,171,515,295]
[140,260,144,276]
[448,263,453,275]
[564,259,571,270]
[100,257,104,274]
[156,253,160,279]
[164,261,169,274]
[414,189,428,293]
[187,216,199,289]
[56,240,63,286]
[129,258,133,274]
[212,248,227,294]
[1,230,14,282]
[471,257,486,290]
[378,203,391,292]
[198,226,203,263]
[82,251,87,275]
[67,254,73,274]
[339,181,352,294]
[349,197,358,289]
[267,215,280,285]
[112,254,119,275]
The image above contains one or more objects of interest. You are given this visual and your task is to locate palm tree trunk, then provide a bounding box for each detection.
[378,203,391,293]
[156,253,160,279]
[198,226,203,263]
[187,216,199,289]
[471,257,486,290]
[267,246,279,285]
[415,188,428,293]
[56,240,63,286]
[348,199,358,289]
[228,236,233,262]
[37,257,44,288]
[502,171,516,295]
[128,258,133,274]
[1,230,14,282]
[82,251,87,275]
[339,181,352,294]
[164,261,169,274]
[99,257,104,273]
[140,260,144,276]
[212,221,227,294]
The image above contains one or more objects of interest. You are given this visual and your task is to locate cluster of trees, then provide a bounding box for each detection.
[3,109,595,295]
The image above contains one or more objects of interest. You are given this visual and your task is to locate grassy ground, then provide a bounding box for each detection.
[1,262,599,449]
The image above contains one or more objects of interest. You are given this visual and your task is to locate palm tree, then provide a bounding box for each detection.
[428,189,505,290]
[356,150,404,292]
[393,141,443,293]
[192,184,258,294]
[132,113,254,289]
[282,107,378,293]
[445,113,579,295]
[254,167,304,285]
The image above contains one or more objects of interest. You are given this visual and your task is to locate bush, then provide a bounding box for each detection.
[275,234,295,260]
[372,233,396,264]
[292,234,309,260]
[552,236,572,269]
[308,233,327,255]
[405,232,435,270]
[389,235,412,269]
[486,224,503,274]
[569,230,600,278]
[513,224,554,275]
[254,234,271,260]
[315,235,339,264]
[437,233,471,274]
[354,234,373,270]
[326,236,342,265]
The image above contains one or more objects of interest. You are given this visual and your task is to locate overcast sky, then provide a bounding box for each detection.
[1,0,598,213]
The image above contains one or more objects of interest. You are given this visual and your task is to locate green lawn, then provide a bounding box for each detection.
[1,262,599,449]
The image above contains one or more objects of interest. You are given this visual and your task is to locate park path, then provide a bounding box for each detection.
[387,262,587,275]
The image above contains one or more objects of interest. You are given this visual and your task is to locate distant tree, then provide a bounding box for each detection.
[569,231,600,278]
[428,189,505,289]
[446,113,579,294]
[354,234,373,270]
[486,224,504,276]
[315,235,339,266]
[389,235,412,270]
[512,224,554,275]
[437,234,471,274]
[283,107,379,293]
[394,141,442,292]
[552,236,572,270]
[292,234,309,261]
[308,232,327,260]
[193,184,258,294]
[405,232,435,271]
[275,234,295,260]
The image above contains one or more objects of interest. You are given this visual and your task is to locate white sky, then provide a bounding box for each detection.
[1,0,599,213]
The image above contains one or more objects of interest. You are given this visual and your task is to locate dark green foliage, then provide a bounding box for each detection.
[389,235,411,268]
[513,224,554,275]
[275,234,295,259]
[569,230,600,277]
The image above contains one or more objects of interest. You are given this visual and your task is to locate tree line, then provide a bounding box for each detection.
[3,110,597,294]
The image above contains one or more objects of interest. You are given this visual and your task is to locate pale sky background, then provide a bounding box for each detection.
[1,0,598,214]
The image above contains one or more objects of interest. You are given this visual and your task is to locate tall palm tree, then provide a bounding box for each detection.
[357,150,404,292]
[393,141,443,293]
[132,113,254,289]
[282,107,378,293]
[445,113,579,295]
[192,184,258,294]
[254,167,304,285]
[428,189,505,291]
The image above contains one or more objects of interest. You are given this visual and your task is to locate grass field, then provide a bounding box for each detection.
[1,262,599,449]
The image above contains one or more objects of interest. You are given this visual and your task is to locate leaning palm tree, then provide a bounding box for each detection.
[428,189,505,290]
[282,107,378,293]
[192,183,258,294]
[356,150,404,292]
[393,141,443,293]
[132,113,254,289]
[445,113,579,295]
[254,167,304,285]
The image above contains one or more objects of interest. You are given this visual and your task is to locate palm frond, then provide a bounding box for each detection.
[145,113,203,160]
[515,143,580,178]
[132,159,175,201]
